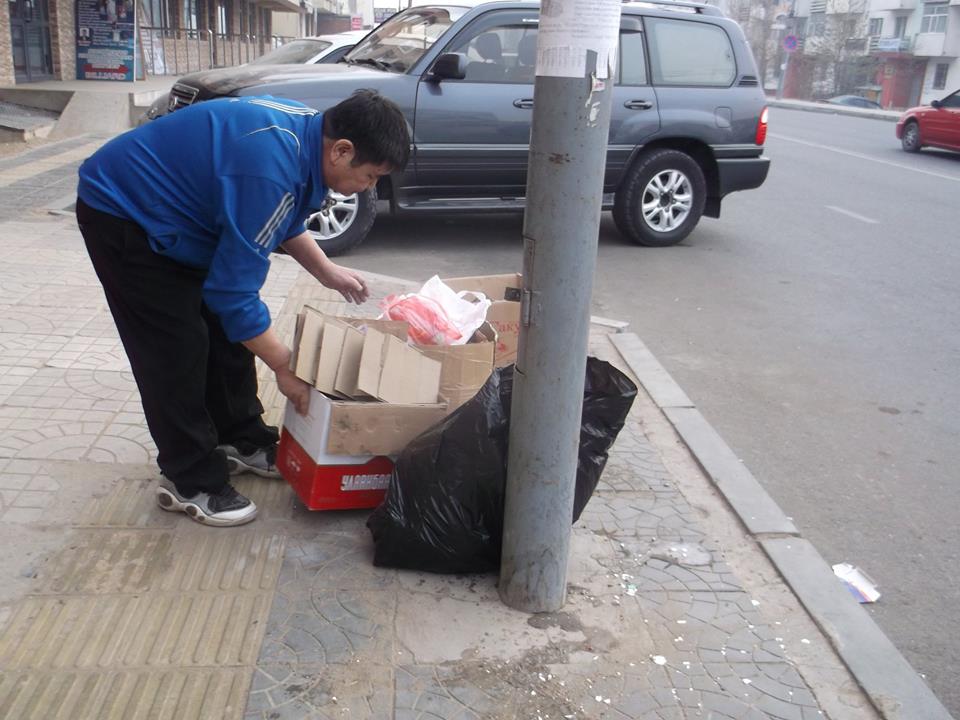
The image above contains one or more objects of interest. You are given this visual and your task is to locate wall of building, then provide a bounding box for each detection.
[50,0,76,79]
[272,11,300,38]
[920,57,959,103]
[0,4,14,84]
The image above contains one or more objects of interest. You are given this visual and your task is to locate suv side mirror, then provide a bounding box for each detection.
[429,53,467,81]
[931,99,943,109]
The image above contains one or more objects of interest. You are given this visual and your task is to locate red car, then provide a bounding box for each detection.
[897,89,960,153]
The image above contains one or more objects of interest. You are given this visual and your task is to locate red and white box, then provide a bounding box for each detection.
[278,387,446,511]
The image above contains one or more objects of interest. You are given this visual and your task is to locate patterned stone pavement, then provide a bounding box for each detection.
[0,139,878,719]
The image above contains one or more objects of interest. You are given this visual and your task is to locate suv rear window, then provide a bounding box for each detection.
[645,17,735,87]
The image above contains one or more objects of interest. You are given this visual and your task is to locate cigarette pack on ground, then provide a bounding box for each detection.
[832,562,881,603]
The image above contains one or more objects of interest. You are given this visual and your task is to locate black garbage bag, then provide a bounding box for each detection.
[366,357,637,574]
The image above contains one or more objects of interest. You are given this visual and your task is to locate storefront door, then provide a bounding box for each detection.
[9,0,54,82]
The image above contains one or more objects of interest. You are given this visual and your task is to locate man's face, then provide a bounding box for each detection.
[323,139,393,195]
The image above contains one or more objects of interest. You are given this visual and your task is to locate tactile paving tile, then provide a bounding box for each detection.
[77,475,295,529]
[0,592,271,669]
[32,530,285,595]
[0,667,250,720]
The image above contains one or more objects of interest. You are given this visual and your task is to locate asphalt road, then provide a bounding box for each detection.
[343,107,960,714]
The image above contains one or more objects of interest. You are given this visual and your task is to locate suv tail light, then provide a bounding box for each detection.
[755,107,769,145]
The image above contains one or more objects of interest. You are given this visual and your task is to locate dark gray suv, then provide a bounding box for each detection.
[157,0,770,255]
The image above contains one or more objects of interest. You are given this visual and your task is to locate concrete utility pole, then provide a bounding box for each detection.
[499,0,620,613]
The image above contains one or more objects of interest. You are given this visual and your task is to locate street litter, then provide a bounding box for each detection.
[366,358,637,573]
[832,562,881,603]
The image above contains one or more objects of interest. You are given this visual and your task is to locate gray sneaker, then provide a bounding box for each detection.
[220,444,281,478]
[156,479,257,527]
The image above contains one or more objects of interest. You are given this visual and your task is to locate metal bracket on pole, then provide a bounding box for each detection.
[520,289,540,328]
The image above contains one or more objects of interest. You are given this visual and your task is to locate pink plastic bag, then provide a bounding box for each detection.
[380,276,492,346]
[380,294,463,345]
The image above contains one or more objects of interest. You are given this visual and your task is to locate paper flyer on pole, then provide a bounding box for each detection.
[535,0,620,79]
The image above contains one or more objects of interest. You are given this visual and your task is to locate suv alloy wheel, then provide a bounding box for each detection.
[613,149,707,247]
[305,187,378,256]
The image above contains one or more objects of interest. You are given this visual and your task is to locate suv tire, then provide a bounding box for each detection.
[306,187,378,256]
[900,120,921,153]
[613,149,706,247]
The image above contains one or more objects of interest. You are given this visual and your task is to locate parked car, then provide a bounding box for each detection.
[248,30,369,66]
[822,94,882,109]
[897,89,960,154]
[142,30,368,122]
[149,0,770,255]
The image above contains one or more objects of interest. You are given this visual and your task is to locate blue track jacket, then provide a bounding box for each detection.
[78,96,328,343]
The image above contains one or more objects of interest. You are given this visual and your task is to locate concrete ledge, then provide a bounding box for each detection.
[769,99,903,123]
[49,92,131,140]
[0,88,72,113]
[762,537,954,720]
[0,123,54,143]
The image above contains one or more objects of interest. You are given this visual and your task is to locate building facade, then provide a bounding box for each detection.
[866,0,959,106]
[1,0,304,85]
[774,0,957,107]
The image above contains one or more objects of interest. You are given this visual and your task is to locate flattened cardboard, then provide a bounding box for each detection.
[294,307,326,383]
[315,319,347,394]
[443,273,522,302]
[333,324,365,397]
[378,335,442,405]
[418,321,497,409]
[356,329,386,399]
[343,318,408,341]
[289,311,306,373]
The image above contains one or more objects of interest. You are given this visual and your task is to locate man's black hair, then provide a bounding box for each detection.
[322,89,410,170]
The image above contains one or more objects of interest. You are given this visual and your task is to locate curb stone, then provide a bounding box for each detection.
[768,99,903,123]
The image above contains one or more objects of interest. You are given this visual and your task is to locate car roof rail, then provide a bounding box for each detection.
[623,0,725,16]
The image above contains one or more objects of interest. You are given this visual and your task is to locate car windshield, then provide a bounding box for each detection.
[250,39,333,65]
[343,6,468,72]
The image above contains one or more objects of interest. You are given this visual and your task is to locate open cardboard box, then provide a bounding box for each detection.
[280,307,447,510]
[278,386,446,510]
[278,279,519,511]
[443,273,523,368]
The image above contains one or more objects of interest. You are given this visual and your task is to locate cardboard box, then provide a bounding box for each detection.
[290,307,441,404]
[279,387,447,510]
[443,274,522,368]
[416,321,497,410]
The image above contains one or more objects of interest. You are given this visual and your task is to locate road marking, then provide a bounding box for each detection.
[769,133,960,183]
[825,205,879,224]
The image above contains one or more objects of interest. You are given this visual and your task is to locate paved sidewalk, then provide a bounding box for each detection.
[767,99,902,123]
[0,139,929,720]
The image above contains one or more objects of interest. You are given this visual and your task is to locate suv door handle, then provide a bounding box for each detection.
[513,98,534,109]
[624,99,654,110]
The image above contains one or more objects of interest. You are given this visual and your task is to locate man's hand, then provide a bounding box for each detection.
[276,366,311,416]
[280,231,370,304]
[318,262,369,304]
